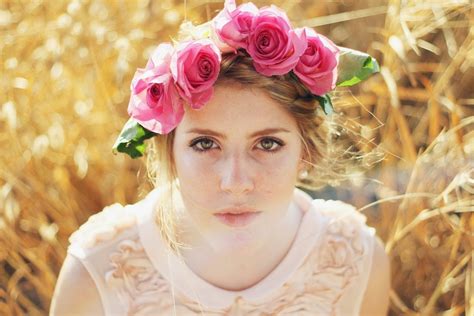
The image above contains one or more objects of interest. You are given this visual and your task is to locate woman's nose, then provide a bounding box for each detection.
[219,154,255,195]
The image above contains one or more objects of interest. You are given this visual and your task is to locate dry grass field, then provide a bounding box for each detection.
[0,0,472,315]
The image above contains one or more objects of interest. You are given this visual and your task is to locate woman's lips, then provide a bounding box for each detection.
[213,211,262,228]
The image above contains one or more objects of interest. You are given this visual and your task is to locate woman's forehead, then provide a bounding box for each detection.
[177,85,299,133]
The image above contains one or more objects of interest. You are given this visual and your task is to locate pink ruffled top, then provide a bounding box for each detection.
[67,188,376,316]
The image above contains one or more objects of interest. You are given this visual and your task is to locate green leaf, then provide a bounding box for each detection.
[112,118,156,159]
[314,94,334,115]
[336,47,380,87]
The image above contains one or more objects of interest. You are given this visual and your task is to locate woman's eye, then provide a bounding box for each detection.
[257,138,284,152]
[190,137,217,152]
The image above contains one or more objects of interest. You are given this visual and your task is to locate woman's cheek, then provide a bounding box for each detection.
[259,150,300,173]
[180,153,219,198]
[257,161,293,189]
[265,154,300,190]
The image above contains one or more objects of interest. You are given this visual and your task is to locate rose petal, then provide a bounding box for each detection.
[171,39,221,109]
[294,27,339,95]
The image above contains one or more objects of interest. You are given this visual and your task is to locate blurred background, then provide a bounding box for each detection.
[0,0,472,315]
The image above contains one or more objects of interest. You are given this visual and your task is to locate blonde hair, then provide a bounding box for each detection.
[145,51,382,256]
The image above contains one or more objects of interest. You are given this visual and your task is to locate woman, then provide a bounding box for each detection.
[51,1,390,315]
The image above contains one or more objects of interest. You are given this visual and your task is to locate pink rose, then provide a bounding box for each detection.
[212,0,259,49]
[170,39,222,109]
[127,43,184,134]
[294,27,340,96]
[247,5,307,76]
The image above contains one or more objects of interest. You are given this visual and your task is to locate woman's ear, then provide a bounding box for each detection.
[298,145,310,172]
[297,159,306,173]
[297,152,310,181]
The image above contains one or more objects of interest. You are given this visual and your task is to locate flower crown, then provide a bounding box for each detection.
[113,0,379,159]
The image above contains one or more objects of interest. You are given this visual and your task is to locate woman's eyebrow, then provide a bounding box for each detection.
[185,127,291,139]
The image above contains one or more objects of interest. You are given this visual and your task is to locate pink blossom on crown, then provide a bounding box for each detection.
[212,0,259,50]
[247,5,307,76]
[127,43,184,134]
[170,39,222,109]
[294,27,340,96]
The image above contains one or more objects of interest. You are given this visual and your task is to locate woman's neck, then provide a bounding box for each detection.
[176,199,304,291]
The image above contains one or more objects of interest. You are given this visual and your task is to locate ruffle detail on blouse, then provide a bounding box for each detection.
[298,199,371,315]
[68,203,137,249]
[105,236,176,315]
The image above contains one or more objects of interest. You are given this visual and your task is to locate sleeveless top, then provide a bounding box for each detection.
[67,188,376,316]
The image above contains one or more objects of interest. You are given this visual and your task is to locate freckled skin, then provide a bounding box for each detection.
[173,83,305,254]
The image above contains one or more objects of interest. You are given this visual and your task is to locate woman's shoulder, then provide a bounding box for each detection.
[310,198,375,238]
[67,201,140,258]
[298,198,382,313]
[306,198,378,284]
[294,189,376,250]
[312,198,368,222]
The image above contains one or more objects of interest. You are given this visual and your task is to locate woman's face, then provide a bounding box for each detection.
[173,83,305,252]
